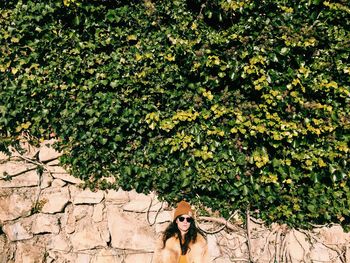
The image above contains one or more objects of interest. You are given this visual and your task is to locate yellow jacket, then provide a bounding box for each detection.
[152,233,209,263]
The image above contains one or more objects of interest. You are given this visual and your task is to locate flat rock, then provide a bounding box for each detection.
[40,187,70,214]
[72,188,104,205]
[47,233,72,252]
[46,166,68,174]
[3,221,33,241]
[93,203,105,222]
[71,218,106,251]
[38,140,62,162]
[41,172,53,188]
[107,205,155,251]
[46,159,60,166]
[51,173,83,184]
[105,189,129,205]
[51,178,67,187]
[0,189,36,222]
[0,170,39,188]
[0,161,36,178]
[123,199,163,213]
[96,221,110,244]
[31,214,60,234]
[15,240,45,263]
[73,205,93,221]
[147,210,172,224]
[60,204,76,234]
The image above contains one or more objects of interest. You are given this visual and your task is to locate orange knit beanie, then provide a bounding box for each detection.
[173,200,193,219]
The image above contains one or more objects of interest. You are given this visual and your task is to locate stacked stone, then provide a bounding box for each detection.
[0,141,161,263]
[1,140,350,263]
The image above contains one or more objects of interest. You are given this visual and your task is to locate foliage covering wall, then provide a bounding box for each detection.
[1,0,349,229]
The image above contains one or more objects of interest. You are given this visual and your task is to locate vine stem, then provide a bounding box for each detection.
[253,224,279,262]
[197,212,239,234]
[292,229,308,262]
[298,229,346,263]
[6,148,55,215]
[146,197,163,226]
[246,206,254,263]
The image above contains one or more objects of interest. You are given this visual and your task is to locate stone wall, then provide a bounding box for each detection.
[1,140,350,263]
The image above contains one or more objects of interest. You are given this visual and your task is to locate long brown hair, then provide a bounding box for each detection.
[162,216,205,255]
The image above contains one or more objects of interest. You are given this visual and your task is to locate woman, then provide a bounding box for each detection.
[152,200,209,263]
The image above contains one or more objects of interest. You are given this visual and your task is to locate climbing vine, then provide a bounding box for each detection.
[0,0,349,229]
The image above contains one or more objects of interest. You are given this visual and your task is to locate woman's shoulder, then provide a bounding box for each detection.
[156,232,179,249]
[165,235,179,247]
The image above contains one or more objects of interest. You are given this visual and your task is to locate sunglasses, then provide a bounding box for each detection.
[178,216,193,223]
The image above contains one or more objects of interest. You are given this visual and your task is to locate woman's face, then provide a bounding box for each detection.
[176,215,193,233]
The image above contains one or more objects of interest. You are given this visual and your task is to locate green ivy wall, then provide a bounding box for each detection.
[1,0,349,229]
